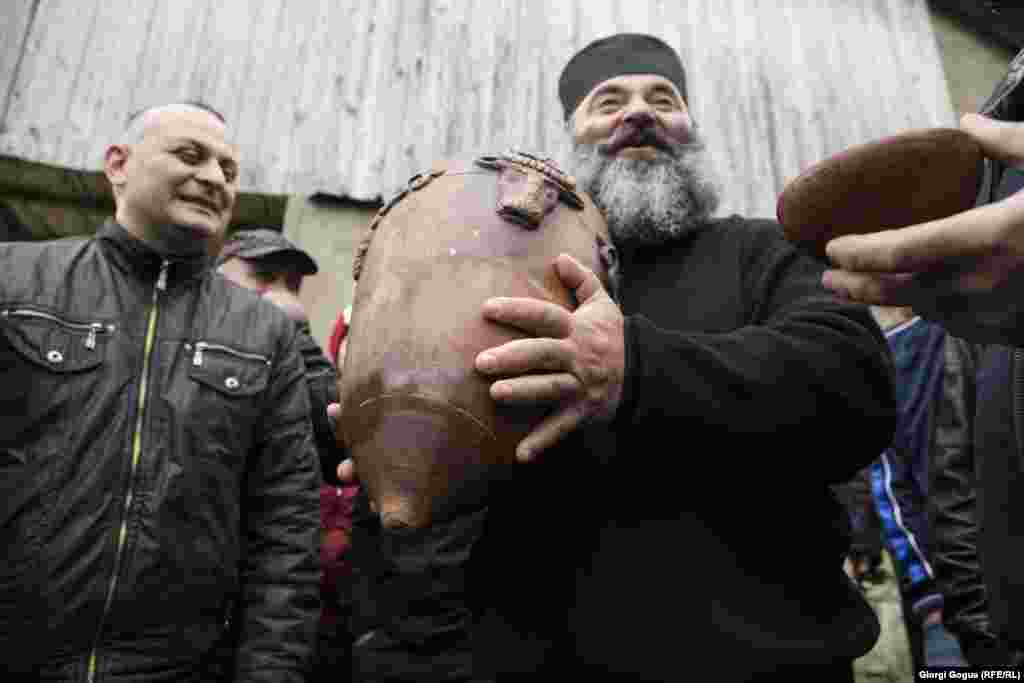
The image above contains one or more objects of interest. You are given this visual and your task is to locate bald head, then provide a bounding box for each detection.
[122,101,227,145]
[104,101,239,254]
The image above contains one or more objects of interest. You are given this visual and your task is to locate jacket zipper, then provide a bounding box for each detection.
[190,340,271,367]
[86,260,168,683]
[1,308,115,350]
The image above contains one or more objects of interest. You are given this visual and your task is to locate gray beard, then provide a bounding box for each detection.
[567,135,721,248]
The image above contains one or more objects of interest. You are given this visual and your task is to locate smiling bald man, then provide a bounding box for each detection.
[0,101,320,681]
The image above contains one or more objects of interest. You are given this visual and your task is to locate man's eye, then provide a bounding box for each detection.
[596,100,621,113]
[176,149,201,163]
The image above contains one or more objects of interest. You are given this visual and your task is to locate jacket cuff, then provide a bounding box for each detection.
[911,592,944,622]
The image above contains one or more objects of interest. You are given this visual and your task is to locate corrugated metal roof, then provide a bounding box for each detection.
[0,0,955,218]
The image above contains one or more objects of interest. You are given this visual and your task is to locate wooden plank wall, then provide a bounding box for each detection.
[0,0,955,219]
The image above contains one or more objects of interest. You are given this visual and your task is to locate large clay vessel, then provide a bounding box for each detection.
[338,151,615,530]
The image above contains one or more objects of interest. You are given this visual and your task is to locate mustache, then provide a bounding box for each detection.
[599,121,692,156]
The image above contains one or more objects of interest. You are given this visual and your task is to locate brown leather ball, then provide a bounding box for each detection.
[777,127,984,260]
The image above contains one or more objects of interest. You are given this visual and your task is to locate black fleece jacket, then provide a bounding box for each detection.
[470,215,897,680]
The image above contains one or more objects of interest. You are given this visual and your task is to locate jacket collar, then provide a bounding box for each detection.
[96,219,214,285]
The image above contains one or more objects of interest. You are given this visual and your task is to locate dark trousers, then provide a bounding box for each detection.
[348,492,487,682]
[312,616,353,683]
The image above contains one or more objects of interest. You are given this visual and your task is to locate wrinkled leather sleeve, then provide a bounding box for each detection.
[929,336,999,663]
[295,326,345,484]
[236,325,321,682]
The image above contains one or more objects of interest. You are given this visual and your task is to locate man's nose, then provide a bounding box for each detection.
[195,159,227,187]
[622,107,656,129]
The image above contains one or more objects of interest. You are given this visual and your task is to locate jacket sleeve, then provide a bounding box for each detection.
[295,326,345,485]
[929,335,1001,665]
[870,451,943,620]
[236,325,322,682]
[617,226,897,484]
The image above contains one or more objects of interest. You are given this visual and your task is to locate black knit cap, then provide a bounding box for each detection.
[558,33,688,121]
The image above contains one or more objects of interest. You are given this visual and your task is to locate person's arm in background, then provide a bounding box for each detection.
[863,315,965,666]
[928,335,1009,666]
[295,323,345,485]
[236,327,321,682]
[870,447,965,666]
[871,447,939,610]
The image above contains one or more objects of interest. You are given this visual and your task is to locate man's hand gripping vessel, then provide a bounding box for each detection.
[338,152,616,530]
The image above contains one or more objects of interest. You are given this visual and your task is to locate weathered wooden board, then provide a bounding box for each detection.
[0,0,956,218]
[0,0,41,125]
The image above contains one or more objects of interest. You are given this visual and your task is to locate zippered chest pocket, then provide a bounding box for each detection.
[184,342,272,464]
[187,341,271,397]
[1,307,115,373]
[0,307,114,469]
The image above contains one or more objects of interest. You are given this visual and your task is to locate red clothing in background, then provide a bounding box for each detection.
[320,483,358,626]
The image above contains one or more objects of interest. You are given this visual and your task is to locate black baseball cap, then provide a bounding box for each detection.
[217,228,318,275]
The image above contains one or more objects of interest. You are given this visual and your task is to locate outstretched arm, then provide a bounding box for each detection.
[823,115,1024,347]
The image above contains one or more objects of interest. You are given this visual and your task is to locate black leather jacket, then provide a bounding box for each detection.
[0,221,321,681]
[932,336,1024,667]
[929,47,1024,668]
[930,335,992,662]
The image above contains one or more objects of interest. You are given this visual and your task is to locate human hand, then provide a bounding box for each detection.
[327,402,358,483]
[822,114,1024,343]
[474,253,624,462]
[923,615,968,668]
[336,458,357,484]
[327,401,340,433]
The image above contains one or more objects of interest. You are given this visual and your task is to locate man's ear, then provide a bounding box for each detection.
[104,144,130,193]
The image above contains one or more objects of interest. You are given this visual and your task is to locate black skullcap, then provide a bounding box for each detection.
[216,228,318,275]
[558,33,688,121]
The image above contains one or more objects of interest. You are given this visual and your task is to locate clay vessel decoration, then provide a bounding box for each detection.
[777,127,985,260]
[338,151,615,530]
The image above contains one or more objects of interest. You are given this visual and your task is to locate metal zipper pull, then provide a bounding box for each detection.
[156,260,169,292]
[85,323,102,350]
[193,341,205,367]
